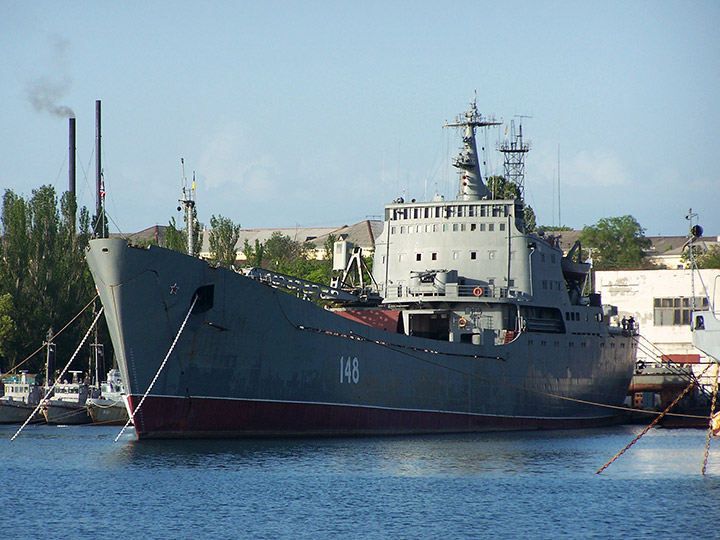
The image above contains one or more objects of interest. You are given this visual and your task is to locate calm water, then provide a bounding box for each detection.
[2,424,719,539]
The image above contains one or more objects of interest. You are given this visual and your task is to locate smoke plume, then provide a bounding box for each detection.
[27,77,75,118]
[27,36,75,118]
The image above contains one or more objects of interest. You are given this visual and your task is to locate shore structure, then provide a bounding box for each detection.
[86,100,636,439]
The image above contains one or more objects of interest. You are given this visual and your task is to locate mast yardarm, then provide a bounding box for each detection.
[444,98,502,201]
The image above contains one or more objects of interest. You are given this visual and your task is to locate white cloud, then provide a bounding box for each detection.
[564,149,629,187]
[197,122,278,201]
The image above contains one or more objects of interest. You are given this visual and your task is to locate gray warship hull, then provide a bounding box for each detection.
[87,238,635,439]
[0,402,44,424]
[86,399,130,426]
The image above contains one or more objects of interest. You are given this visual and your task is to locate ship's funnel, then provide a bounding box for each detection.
[68,117,76,198]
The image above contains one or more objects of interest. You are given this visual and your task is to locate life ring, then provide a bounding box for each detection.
[458,317,467,328]
[473,287,483,297]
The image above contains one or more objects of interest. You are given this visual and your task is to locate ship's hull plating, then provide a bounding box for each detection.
[86,399,130,426]
[42,403,92,425]
[87,239,636,439]
[0,402,44,424]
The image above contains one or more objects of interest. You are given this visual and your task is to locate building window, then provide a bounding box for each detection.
[488,224,495,232]
[499,223,506,231]
[480,224,486,232]
[653,297,709,326]
[416,253,422,261]
[432,252,438,261]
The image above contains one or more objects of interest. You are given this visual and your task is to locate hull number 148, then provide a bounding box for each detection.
[339,356,360,384]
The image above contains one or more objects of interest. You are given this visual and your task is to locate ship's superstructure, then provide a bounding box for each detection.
[86,100,636,439]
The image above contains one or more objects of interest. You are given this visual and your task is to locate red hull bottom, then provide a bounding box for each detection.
[127,395,620,439]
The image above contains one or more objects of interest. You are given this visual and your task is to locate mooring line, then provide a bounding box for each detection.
[702,363,719,476]
[596,362,714,474]
[5,294,99,376]
[10,307,105,441]
[114,295,198,443]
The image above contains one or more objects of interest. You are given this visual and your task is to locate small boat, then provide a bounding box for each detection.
[624,362,712,427]
[41,371,95,425]
[0,372,45,424]
[86,368,130,425]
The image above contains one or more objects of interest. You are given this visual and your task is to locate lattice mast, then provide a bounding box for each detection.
[498,118,531,200]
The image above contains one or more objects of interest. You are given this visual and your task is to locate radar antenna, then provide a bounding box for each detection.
[444,94,502,201]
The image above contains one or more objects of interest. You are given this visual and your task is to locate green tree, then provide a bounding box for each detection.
[693,245,720,269]
[486,175,536,232]
[305,234,336,284]
[0,187,95,373]
[164,216,186,253]
[579,215,653,270]
[242,238,265,268]
[0,293,17,360]
[265,232,309,270]
[163,207,200,256]
[209,214,241,268]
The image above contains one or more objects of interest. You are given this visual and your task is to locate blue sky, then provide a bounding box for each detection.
[2,1,718,237]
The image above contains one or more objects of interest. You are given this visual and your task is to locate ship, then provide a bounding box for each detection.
[0,372,45,424]
[40,370,94,425]
[86,368,130,425]
[687,220,720,435]
[86,100,637,439]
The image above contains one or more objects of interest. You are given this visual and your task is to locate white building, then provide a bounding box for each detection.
[595,268,720,386]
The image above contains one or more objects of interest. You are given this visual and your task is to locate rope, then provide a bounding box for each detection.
[702,363,719,476]
[596,362,714,474]
[114,295,198,442]
[632,333,710,398]
[4,294,99,376]
[10,307,104,441]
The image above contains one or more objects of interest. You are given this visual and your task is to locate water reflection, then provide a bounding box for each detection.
[100,426,720,478]
[4,424,718,479]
